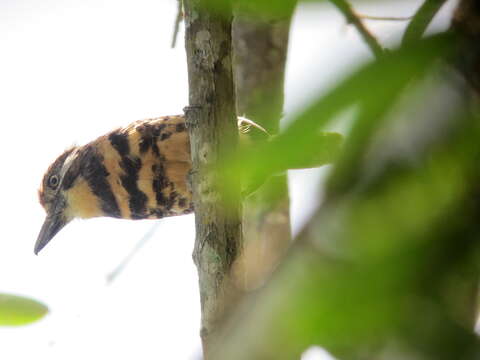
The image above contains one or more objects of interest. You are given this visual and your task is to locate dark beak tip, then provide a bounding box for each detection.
[35,214,67,256]
[33,240,46,256]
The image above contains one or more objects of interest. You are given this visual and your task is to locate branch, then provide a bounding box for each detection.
[232,3,295,289]
[329,0,384,59]
[401,0,448,46]
[106,222,161,285]
[358,14,412,22]
[183,0,243,358]
[170,0,183,48]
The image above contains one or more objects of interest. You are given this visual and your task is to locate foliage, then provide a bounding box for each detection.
[215,2,480,359]
[0,293,48,326]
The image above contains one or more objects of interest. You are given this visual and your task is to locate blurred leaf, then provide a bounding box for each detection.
[198,0,297,19]
[402,0,449,46]
[213,27,480,358]
[0,293,48,326]
[222,33,454,201]
[234,0,297,18]
[215,103,480,360]
[240,131,342,198]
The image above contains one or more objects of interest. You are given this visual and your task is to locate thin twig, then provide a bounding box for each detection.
[106,222,162,285]
[401,0,448,46]
[171,0,183,48]
[358,14,412,22]
[329,0,384,59]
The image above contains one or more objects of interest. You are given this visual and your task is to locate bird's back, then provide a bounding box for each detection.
[98,115,193,219]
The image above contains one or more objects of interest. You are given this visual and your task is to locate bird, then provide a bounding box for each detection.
[35,115,267,255]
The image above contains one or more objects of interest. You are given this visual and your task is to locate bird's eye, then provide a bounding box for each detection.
[48,175,59,189]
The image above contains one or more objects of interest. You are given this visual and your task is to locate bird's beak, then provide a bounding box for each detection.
[34,213,68,255]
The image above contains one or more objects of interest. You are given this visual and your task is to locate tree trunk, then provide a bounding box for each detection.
[231,2,295,290]
[452,0,480,94]
[183,1,243,357]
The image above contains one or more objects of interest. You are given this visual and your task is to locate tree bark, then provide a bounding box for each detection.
[183,1,242,357]
[451,0,480,94]
[231,2,295,290]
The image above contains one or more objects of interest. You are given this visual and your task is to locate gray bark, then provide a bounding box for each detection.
[183,1,242,357]
[231,3,295,290]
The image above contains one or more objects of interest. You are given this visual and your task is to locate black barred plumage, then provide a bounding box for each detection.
[35,115,268,254]
[81,148,122,219]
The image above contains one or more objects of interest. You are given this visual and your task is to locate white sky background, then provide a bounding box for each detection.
[0,1,456,359]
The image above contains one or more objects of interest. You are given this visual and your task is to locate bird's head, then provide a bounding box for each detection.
[34,115,195,254]
[36,147,81,255]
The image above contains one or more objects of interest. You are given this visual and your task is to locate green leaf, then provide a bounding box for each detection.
[198,0,297,19]
[222,33,454,203]
[0,293,48,326]
[214,107,480,360]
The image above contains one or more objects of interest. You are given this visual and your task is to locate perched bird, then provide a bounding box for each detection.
[35,115,267,255]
